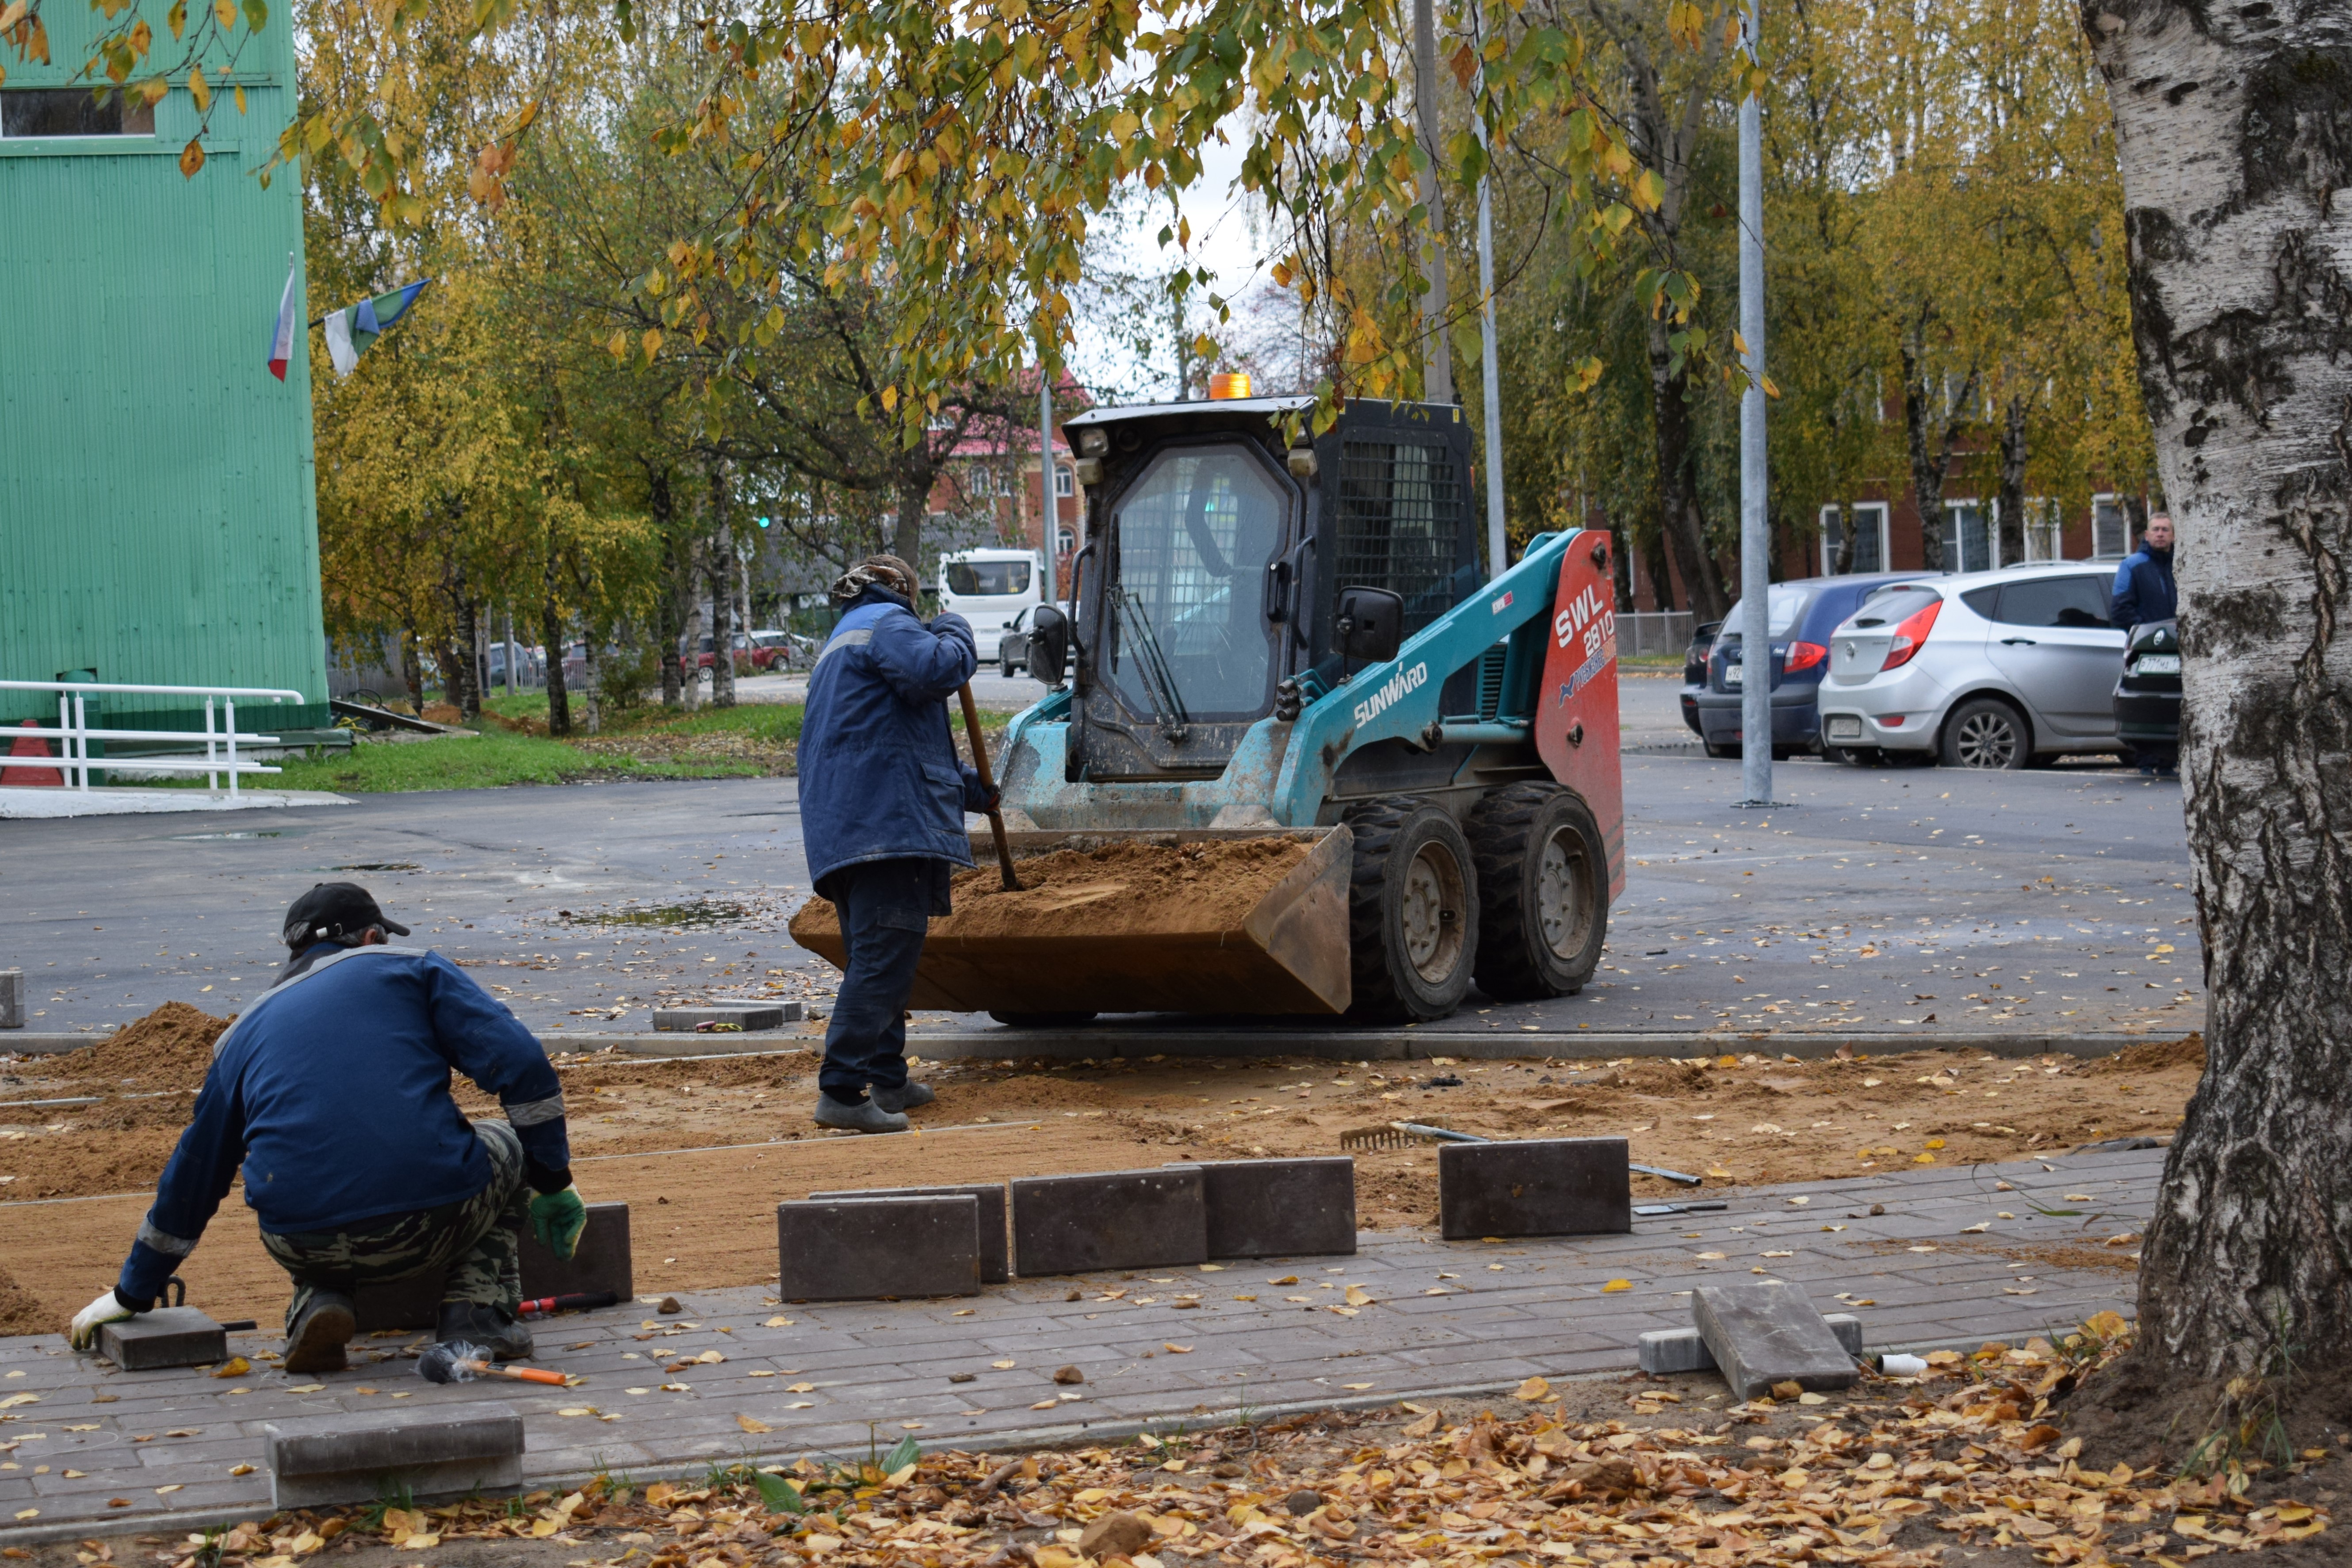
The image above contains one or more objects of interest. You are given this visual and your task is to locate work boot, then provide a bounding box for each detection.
[283,1289,355,1375]
[436,1299,535,1362]
[814,1093,909,1133]
[871,1080,935,1114]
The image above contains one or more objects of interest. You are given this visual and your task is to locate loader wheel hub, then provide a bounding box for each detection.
[1402,843,1468,984]
[1536,830,1591,959]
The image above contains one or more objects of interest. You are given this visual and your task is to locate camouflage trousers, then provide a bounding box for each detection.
[259,1120,528,1334]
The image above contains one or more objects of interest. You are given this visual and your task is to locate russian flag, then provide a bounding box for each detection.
[266,253,298,382]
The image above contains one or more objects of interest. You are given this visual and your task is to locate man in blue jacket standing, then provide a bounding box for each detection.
[2110,513,2177,630]
[67,883,586,1373]
[797,554,993,1133]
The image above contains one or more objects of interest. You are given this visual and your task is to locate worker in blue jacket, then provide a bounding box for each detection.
[2110,513,2177,630]
[797,555,993,1133]
[68,883,585,1373]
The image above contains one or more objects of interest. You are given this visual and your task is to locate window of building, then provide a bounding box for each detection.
[2018,497,2065,562]
[2091,494,2130,558]
[1056,527,1075,555]
[1943,499,1994,572]
[0,89,155,137]
[1054,464,1074,497]
[1819,501,1889,574]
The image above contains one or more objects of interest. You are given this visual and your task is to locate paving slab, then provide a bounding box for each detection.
[0,1148,2157,1543]
[1694,1281,1865,1398]
[1174,1158,1356,1259]
[778,1194,982,1301]
[97,1308,226,1371]
[809,1183,1009,1284]
[1010,1167,1208,1276]
[1437,1137,1631,1239]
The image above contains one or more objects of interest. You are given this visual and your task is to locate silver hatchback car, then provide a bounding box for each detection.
[1817,563,2127,768]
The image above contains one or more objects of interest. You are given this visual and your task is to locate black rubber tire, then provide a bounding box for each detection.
[1703,740,1740,760]
[1342,796,1480,1024]
[1940,697,2031,769]
[1000,654,1019,678]
[1465,783,1608,1002]
[987,1011,1099,1028]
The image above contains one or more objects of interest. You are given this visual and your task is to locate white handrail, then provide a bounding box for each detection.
[0,680,309,798]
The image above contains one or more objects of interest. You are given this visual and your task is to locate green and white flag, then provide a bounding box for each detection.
[321,279,432,377]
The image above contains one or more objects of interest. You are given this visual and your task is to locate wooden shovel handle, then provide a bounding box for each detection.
[958,683,1021,891]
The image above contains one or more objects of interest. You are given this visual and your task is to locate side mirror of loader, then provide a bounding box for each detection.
[1028,604,1072,688]
[1335,587,1405,664]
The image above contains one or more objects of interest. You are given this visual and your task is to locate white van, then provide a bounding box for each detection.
[938,547,1047,661]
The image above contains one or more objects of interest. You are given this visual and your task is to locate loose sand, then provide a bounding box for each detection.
[0,1007,2200,1333]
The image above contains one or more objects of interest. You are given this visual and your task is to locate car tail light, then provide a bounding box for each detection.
[1784,640,1827,673]
[1880,600,1942,671]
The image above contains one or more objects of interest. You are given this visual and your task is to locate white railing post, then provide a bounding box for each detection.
[72,691,88,791]
[0,680,303,793]
[204,696,218,792]
[226,696,239,799]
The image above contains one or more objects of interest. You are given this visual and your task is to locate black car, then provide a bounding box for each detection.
[1679,620,1720,736]
[2113,618,2180,773]
[1694,573,1923,759]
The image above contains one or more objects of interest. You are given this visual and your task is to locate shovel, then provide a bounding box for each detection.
[958,682,1021,891]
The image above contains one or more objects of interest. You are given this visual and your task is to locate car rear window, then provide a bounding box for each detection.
[1718,585,1817,639]
[1846,585,1940,628]
[1991,575,2113,629]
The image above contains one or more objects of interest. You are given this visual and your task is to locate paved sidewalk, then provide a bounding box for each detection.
[0,1148,2155,1540]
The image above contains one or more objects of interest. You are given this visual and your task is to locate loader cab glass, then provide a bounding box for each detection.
[1106,443,1290,723]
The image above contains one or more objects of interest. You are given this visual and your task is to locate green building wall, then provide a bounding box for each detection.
[0,7,327,729]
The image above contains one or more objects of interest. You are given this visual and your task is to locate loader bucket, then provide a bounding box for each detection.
[788,826,1354,1016]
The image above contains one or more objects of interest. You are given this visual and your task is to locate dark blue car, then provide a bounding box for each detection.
[1694,574,1924,759]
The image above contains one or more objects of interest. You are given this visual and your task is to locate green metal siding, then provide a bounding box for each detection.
[0,7,324,721]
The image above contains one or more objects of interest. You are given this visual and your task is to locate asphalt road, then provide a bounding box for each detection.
[0,750,2198,1042]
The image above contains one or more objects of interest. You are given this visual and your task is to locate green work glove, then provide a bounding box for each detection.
[529,1186,588,1261]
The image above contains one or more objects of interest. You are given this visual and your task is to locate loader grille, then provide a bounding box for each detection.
[1334,440,1463,632]
[1476,643,1508,720]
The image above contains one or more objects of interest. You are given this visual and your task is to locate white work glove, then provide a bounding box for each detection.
[69,1288,137,1351]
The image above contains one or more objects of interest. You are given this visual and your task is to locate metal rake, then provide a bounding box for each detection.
[1338,1120,1704,1186]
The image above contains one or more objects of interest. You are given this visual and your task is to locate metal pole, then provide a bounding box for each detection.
[1040,356,1056,599]
[226,696,238,799]
[1413,0,1453,403]
[1473,9,1505,580]
[1737,0,1771,808]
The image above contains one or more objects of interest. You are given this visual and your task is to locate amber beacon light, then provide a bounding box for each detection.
[1208,371,1252,400]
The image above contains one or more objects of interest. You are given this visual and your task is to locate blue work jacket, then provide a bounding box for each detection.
[797,585,987,886]
[117,945,569,1306]
[2110,545,2177,630]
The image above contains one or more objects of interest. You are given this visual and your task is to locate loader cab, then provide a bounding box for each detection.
[1061,395,1481,782]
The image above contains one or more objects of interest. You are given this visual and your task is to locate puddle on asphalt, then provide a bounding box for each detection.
[330,860,422,872]
[168,830,290,841]
[561,899,756,928]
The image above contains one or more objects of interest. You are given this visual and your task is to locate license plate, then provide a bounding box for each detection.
[1724,664,1743,686]
[1827,717,1863,741]
[2135,653,2181,673]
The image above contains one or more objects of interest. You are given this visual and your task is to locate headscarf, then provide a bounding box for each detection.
[829,554,918,605]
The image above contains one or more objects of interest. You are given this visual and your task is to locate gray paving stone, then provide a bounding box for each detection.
[261,1400,524,1508]
[1163,1158,1357,1259]
[653,1000,799,1030]
[1641,1312,1863,1374]
[1693,1282,1861,1399]
[1010,1167,1208,1277]
[97,1308,228,1372]
[778,1194,983,1301]
[1437,1138,1632,1240]
[809,1183,1009,1284]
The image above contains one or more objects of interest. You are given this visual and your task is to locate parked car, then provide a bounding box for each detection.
[1692,575,1922,759]
[1818,563,2130,768]
[1679,620,1720,736]
[744,629,809,672]
[692,631,787,681]
[998,605,1068,682]
[2113,618,2181,771]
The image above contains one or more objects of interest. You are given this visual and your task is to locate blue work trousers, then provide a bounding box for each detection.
[815,857,950,1103]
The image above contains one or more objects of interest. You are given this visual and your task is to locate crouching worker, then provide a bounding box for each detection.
[68,882,588,1373]
[798,554,995,1133]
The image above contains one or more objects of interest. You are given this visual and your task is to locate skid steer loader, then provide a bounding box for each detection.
[790,392,1625,1025]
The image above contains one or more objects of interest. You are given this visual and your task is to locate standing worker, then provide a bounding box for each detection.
[797,554,995,1132]
[68,883,587,1373]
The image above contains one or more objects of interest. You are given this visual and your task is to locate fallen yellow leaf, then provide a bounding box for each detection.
[737,1413,772,1434]
[1514,1377,1552,1401]
[1602,1278,1633,1293]
[210,1357,251,1379]
[1343,1285,1373,1307]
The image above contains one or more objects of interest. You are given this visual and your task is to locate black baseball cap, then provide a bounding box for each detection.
[281,882,411,948]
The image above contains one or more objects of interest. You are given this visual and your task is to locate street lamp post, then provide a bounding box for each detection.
[1736,0,1772,808]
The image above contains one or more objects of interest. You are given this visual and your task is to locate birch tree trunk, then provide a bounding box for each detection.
[2086,0,2352,1410]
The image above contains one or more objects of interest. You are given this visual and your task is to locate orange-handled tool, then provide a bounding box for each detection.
[958,683,1021,891]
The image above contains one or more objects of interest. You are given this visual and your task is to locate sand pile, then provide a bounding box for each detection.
[0,1263,52,1338]
[57,1001,232,1092]
[791,836,1315,943]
